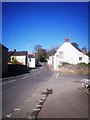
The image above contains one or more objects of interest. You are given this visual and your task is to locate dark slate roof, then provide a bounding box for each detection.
[28,54,35,58]
[0,43,8,50]
[8,51,28,56]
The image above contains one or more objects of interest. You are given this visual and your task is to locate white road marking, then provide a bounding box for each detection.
[56,73,59,78]
[42,95,47,97]
[38,100,44,102]
[22,76,29,79]
[32,69,36,71]
[14,108,21,111]
[36,105,42,107]
[0,79,16,86]
[33,108,40,111]
[6,113,12,118]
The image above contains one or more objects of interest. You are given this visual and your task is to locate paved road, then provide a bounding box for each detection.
[2,63,53,118]
[2,62,89,119]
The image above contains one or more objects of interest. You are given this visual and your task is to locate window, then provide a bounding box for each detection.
[29,58,31,62]
[12,57,14,61]
[59,51,64,59]
[79,57,82,60]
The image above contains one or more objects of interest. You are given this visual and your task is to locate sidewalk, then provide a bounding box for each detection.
[37,74,88,118]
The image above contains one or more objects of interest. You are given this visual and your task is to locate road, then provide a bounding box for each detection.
[2,63,53,118]
[2,62,89,119]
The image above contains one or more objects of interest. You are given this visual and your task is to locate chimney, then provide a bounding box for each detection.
[8,49,16,57]
[65,37,70,42]
[82,48,86,55]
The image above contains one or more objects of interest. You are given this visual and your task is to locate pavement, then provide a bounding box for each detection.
[37,73,89,119]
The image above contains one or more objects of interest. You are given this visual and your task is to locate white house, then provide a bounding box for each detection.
[48,56,53,65]
[28,54,35,68]
[8,51,28,66]
[8,51,36,68]
[48,38,89,71]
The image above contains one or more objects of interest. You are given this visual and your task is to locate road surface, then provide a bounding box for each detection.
[2,62,89,119]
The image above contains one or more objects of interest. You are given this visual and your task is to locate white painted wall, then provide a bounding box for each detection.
[48,41,89,71]
[28,58,35,68]
[11,56,26,65]
[48,56,53,65]
[56,42,89,64]
[53,53,58,70]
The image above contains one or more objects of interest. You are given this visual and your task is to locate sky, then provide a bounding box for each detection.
[2,2,88,52]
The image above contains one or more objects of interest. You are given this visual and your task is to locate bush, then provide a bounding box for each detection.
[12,58,18,64]
[77,62,87,66]
[87,63,90,66]
[62,62,72,66]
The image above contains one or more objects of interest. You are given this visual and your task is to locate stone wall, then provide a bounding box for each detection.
[58,64,90,75]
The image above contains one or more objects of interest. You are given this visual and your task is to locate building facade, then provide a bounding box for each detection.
[8,51,28,66]
[28,54,35,68]
[48,38,89,71]
[8,51,36,68]
[0,44,8,74]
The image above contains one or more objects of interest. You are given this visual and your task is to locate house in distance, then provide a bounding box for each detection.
[48,37,89,71]
[8,51,36,68]
[28,54,35,68]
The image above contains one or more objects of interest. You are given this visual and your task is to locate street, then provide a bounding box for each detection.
[2,62,89,118]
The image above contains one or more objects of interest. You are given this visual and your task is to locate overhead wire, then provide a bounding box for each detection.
[1,23,27,41]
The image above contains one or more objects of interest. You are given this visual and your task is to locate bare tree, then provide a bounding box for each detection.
[47,46,59,57]
[34,45,42,52]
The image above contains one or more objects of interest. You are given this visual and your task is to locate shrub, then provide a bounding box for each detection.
[12,57,18,64]
[62,62,72,66]
[77,62,87,66]
[87,63,90,66]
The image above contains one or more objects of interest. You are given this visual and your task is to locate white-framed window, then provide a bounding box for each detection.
[59,51,64,59]
[79,57,82,61]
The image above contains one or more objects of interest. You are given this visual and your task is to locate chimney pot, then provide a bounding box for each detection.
[65,37,70,42]
[82,49,86,55]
